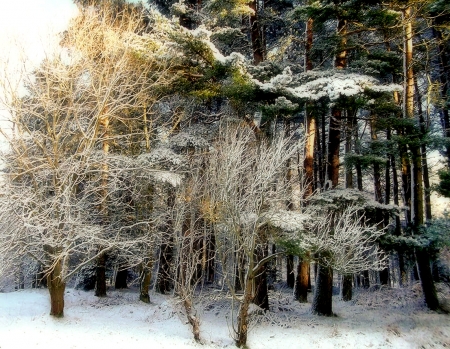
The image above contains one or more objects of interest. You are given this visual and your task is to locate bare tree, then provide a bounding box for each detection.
[202,121,303,347]
[0,5,175,316]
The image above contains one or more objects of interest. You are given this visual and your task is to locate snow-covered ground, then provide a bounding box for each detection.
[0,284,449,349]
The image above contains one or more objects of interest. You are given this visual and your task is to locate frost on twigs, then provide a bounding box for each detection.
[304,206,387,274]
[280,203,388,274]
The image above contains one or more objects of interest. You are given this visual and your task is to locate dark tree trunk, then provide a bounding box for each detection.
[249,0,264,65]
[157,236,174,294]
[328,107,341,188]
[390,139,406,287]
[95,252,107,297]
[48,258,66,317]
[341,275,352,301]
[399,144,412,224]
[432,261,441,283]
[286,255,295,288]
[362,270,370,288]
[205,233,215,283]
[235,251,245,291]
[354,274,360,288]
[415,81,432,222]
[311,263,333,316]
[318,113,326,189]
[416,250,439,310]
[380,266,389,286]
[398,252,407,287]
[253,243,269,311]
[139,261,152,303]
[433,27,450,166]
[295,260,309,303]
[115,268,128,289]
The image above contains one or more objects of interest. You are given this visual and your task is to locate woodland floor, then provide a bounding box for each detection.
[0,282,449,349]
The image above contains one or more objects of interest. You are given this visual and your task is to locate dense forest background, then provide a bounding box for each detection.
[0,0,449,346]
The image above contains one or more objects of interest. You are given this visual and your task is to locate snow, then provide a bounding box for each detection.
[253,70,402,102]
[0,284,449,349]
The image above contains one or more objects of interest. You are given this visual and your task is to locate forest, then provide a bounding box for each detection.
[0,0,449,347]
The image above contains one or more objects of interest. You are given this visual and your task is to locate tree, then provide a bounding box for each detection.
[0,3,175,316]
[203,122,304,347]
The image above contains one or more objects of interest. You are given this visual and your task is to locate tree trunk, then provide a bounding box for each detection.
[416,250,439,310]
[157,238,173,294]
[96,110,109,298]
[115,268,128,289]
[403,6,439,310]
[398,252,407,287]
[286,255,295,288]
[205,233,215,283]
[328,107,341,188]
[95,252,107,297]
[311,263,333,316]
[433,27,450,166]
[380,266,389,286]
[399,144,412,224]
[253,243,269,311]
[341,275,352,301]
[415,80,432,221]
[157,193,175,294]
[139,260,152,303]
[295,260,309,303]
[362,270,370,289]
[48,258,66,317]
[184,296,201,342]
[249,0,264,65]
[236,270,254,347]
[390,135,406,286]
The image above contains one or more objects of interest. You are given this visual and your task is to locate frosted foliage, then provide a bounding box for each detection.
[311,188,400,214]
[274,96,299,111]
[268,210,309,232]
[150,171,183,187]
[297,206,387,274]
[171,0,188,15]
[254,70,402,101]
[137,147,185,168]
[170,132,210,150]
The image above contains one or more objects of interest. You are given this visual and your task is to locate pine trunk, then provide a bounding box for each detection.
[295,260,309,303]
[341,275,352,301]
[328,107,341,188]
[362,270,370,289]
[286,255,294,288]
[311,263,333,316]
[434,27,450,166]
[416,250,439,310]
[380,267,389,286]
[249,0,264,65]
[403,6,439,310]
[115,269,128,289]
[416,81,432,221]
